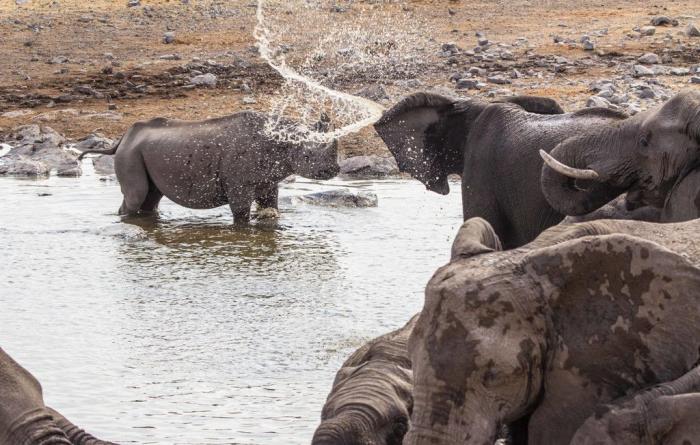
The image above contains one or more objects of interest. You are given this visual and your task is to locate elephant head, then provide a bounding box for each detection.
[541,90,700,215]
[312,316,417,445]
[374,93,564,195]
[0,347,116,445]
[570,366,700,444]
[405,217,700,445]
[288,113,340,180]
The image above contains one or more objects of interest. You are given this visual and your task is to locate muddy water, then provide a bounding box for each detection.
[0,165,462,444]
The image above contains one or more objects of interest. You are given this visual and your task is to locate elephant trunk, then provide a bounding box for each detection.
[311,415,372,445]
[7,408,72,445]
[540,126,636,216]
[47,408,118,445]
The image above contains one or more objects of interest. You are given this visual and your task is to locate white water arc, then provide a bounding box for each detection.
[254,0,385,143]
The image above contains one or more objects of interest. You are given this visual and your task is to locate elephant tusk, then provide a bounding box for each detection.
[539,150,600,181]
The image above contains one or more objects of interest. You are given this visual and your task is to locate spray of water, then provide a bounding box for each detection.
[254,0,386,144]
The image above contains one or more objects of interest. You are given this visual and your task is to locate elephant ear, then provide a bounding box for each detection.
[451,217,503,260]
[374,93,486,195]
[499,95,565,115]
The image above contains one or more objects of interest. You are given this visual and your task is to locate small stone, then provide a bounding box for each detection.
[127,0,139,6]
[690,76,700,84]
[487,75,511,85]
[638,53,660,64]
[159,54,181,60]
[500,50,514,60]
[633,64,655,77]
[650,16,679,27]
[190,73,217,87]
[639,26,656,36]
[670,67,690,76]
[686,23,700,37]
[586,96,613,108]
[163,31,175,44]
[478,38,489,46]
[356,84,389,102]
[242,96,257,104]
[582,40,595,51]
[456,79,481,90]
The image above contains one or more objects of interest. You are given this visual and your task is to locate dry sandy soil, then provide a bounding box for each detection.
[1,0,699,155]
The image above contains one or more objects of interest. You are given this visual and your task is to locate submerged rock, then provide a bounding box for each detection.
[289,189,378,208]
[339,155,399,178]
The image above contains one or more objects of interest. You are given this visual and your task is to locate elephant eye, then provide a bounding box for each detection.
[639,136,649,148]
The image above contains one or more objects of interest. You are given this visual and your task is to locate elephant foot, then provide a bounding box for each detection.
[255,207,280,220]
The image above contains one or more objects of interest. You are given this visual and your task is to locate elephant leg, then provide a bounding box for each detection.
[255,185,279,210]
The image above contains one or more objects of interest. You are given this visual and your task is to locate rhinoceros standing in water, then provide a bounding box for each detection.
[79,112,339,223]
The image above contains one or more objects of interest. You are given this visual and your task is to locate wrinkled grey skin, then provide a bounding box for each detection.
[0,347,117,445]
[541,89,700,219]
[571,366,700,445]
[78,112,339,222]
[567,166,700,225]
[376,90,700,248]
[374,93,621,248]
[312,316,417,445]
[406,217,700,445]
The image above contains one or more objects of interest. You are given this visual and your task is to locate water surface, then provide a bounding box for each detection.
[0,165,462,444]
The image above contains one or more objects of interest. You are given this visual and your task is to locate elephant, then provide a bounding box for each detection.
[0,347,117,445]
[570,365,700,445]
[312,315,417,445]
[405,216,700,445]
[660,166,700,222]
[78,112,339,223]
[375,90,700,248]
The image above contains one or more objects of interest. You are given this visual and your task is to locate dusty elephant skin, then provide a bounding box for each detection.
[571,365,700,445]
[406,217,700,445]
[312,316,417,445]
[375,90,700,249]
[0,347,117,445]
[78,112,339,223]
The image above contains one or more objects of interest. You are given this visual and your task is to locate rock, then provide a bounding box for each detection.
[487,75,511,85]
[639,26,656,36]
[190,73,217,87]
[356,85,389,102]
[74,133,113,153]
[0,158,50,176]
[242,96,257,104]
[78,112,123,121]
[637,52,660,64]
[456,78,482,90]
[500,50,515,60]
[92,155,115,175]
[634,85,656,99]
[650,16,678,26]
[48,55,69,64]
[127,0,140,6]
[686,23,700,37]
[0,125,80,177]
[633,64,655,77]
[586,96,613,108]
[163,31,175,44]
[159,54,181,60]
[582,40,595,51]
[290,189,378,208]
[670,67,690,76]
[441,42,460,54]
[690,76,700,84]
[339,155,399,178]
[477,38,489,47]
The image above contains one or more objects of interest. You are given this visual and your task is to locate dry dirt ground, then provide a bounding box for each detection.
[1,0,699,156]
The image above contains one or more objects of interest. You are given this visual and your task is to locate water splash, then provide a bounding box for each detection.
[254,0,385,144]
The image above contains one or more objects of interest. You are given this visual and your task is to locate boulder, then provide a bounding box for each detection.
[289,189,378,208]
[92,155,115,175]
[338,155,399,178]
[0,125,80,177]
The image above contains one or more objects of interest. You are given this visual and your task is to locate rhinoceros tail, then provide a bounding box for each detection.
[77,135,123,160]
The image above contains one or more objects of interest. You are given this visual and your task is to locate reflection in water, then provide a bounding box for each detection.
[0,173,462,444]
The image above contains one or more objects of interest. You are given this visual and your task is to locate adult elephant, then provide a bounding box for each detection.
[312,315,417,445]
[0,347,117,445]
[375,90,700,248]
[570,365,700,444]
[406,217,700,445]
[78,112,339,223]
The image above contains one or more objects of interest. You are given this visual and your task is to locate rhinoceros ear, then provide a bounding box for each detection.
[374,93,482,195]
[451,217,503,260]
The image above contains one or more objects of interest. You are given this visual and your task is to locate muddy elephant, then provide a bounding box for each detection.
[375,90,700,248]
[570,365,700,445]
[78,112,339,223]
[0,347,117,445]
[311,315,417,445]
[406,217,700,445]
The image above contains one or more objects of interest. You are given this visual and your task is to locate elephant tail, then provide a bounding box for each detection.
[77,135,123,160]
[47,407,120,445]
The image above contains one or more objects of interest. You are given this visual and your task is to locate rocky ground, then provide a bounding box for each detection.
[0,0,699,177]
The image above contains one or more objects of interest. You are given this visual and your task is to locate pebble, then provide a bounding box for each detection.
[583,40,595,51]
[127,0,140,6]
[487,75,511,85]
[670,67,690,76]
[637,53,660,64]
[686,23,700,37]
[633,64,655,77]
[190,73,217,87]
[456,79,481,90]
[650,16,679,27]
[163,31,175,44]
[242,96,257,104]
[690,77,700,84]
[639,26,656,36]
